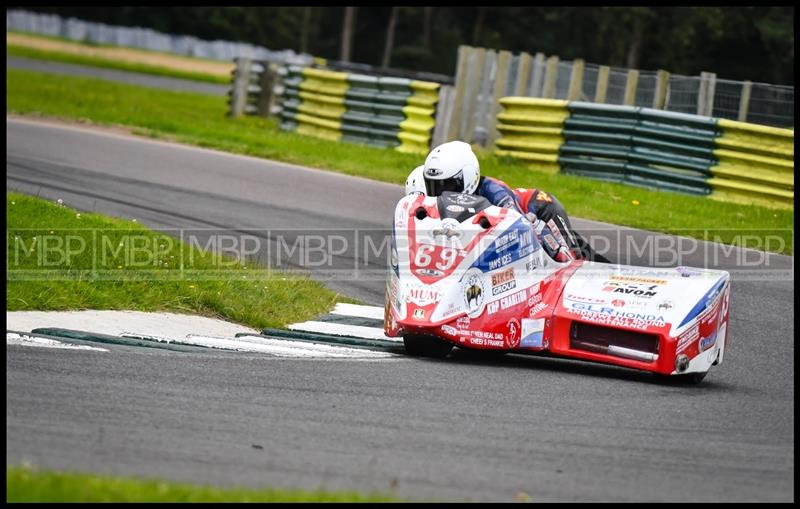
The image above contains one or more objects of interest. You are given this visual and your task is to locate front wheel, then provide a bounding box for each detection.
[403,334,454,358]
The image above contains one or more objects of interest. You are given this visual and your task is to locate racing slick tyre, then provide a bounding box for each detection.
[403,334,454,358]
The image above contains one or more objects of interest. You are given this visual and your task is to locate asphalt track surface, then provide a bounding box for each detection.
[6,118,795,501]
[7,56,229,96]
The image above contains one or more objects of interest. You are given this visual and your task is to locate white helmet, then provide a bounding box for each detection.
[422,141,480,196]
[405,165,426,195]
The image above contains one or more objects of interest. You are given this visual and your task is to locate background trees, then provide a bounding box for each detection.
[18,6,794,85]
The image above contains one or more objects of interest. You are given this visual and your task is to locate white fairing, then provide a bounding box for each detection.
[562,262,730,375]
[389,194,560,324]
[561,262,728,337]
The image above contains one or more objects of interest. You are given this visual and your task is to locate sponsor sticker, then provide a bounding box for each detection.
[462,268,486,318]
[698,330,717,352]
[494,230,519,252]
[521,318,545,348]
[489,253,513,270]
[441,324,458,336]
[405,286,440,306]
[542,234,559,251]
[566,302,666,329]
[608,275,668,285]
[491,268,516,296]
[416,268,444,277]
[601,281,659,298]
[507,318,521,348]
[500,289,527,310]
[564,293,607,304]
[529,302,548,316]
[677,325,699,353]
[446,204,465,213]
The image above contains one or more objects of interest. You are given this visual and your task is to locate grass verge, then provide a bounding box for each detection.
[6,67,793,255]
[6,465,401,502]
[7,30,232,83]
[8,44,230,84]
[6,192,347,329]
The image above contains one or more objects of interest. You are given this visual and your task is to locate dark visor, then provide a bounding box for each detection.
[424,170,463,196]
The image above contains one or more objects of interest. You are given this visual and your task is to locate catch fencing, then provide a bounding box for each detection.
[449,45,794,147]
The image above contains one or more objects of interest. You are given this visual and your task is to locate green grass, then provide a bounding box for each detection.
[6,68,793,255]
[6,465,402,502]
[6,192,349,329]
[7,44,230,84]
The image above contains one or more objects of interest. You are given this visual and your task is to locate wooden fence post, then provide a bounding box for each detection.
[529,52,546,97]
[447,45,471,140]
[432,85,455,148]
[462,47,487,144]
[228,57,251,117]
[594,65,610,103]
[488,50,512,147]
[542,55,559,99]
[567,58,584,101]
[623,69,639,106]
[653,70,669,109]
[738,80,752,122]
[513,51,532,97]
[697,71,716,117]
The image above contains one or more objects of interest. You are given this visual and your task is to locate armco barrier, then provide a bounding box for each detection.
[494,98,793,209]
[275,65,439,153]
[708,119,794,208]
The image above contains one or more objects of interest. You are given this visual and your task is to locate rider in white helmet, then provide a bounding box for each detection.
[412,140,607,262]
[405,165,426,195]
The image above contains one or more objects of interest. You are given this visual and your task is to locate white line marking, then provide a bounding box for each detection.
[287,321,402,342]
[6,332,109,352]
[184,334,395,358]
[331,303,385,321]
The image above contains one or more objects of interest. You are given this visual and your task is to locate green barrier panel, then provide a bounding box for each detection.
[561,129,634,147]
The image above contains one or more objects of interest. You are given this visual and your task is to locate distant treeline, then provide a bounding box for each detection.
[18,6,794,85]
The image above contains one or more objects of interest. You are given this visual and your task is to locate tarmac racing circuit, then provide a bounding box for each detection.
[5,117,794,502]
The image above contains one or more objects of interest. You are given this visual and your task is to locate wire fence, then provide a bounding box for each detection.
[450,45,794,146]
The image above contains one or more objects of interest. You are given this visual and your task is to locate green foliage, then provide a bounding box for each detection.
[18,6,794,84]
[6,465,402,502]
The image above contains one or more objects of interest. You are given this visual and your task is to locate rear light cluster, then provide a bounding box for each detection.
[569,321,659,363]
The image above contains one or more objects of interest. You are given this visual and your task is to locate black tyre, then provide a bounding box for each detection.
[657,371,708,384]
[403,334,454,358]
[678,371,708,384]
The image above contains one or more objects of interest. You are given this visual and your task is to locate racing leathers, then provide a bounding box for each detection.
[476,176,603,263]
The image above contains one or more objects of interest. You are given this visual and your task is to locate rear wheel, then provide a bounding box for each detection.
[403,334,454,358]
